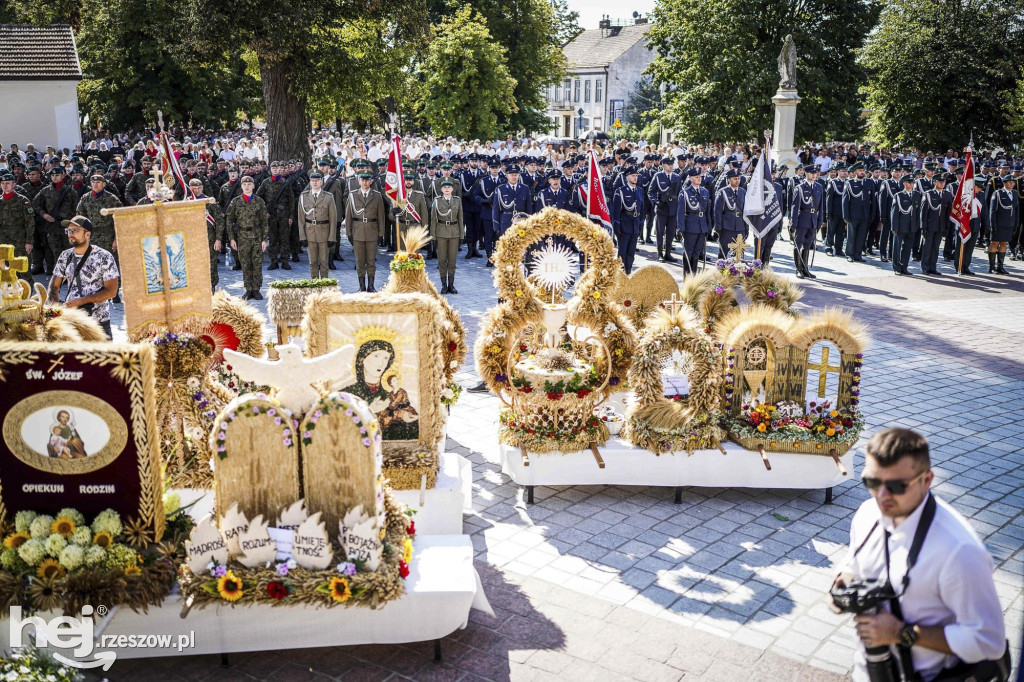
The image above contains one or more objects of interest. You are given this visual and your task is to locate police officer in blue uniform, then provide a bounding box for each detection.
[842,162,874,262]
[824,163,847,257]
[917,172,952,275]
[649,156,681,262]
[492,165,533,239]
[713,168,746,259]
[790,164,824,279]
[889,175,917,276]
[460,154,484,258]
[474,161,505,267]
[876,164,903,263]
[676,167,710,274]
[638,155,658,244]
[610,166,645,274]
[987,173,1019,274]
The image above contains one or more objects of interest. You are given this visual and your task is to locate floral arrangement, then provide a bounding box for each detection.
[0,645,83,682]
[179,491,414,610]
[153,331,214,380]
[0,505,188,615]
[389,252,425,272]
[213,393,298,456]
[300,398,382,448]
[725,400,863,454]
[440,381,462,408]
[269,278,338,289]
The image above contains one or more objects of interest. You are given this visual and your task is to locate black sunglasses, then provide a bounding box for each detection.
[862,471,926,495]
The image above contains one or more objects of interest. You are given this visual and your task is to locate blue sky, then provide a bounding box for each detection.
[568,0,656,31]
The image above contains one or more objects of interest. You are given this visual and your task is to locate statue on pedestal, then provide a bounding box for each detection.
[777,34,797,90]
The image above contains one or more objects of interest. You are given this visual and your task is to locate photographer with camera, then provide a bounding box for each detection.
[831,428,1009,682]
[46,215,120,339]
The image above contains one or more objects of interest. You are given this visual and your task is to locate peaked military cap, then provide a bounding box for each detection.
[624,166,639,175]
[48,166,65,175]
[1002,174,1016,182]
[440,162,453,169]
[357,171,373,179]
[440,178,455,187]
[686,168,700,177]
[317,158,333,166]
[725,168,742,178]
[546,170,562,179]
[661,157,674,165]
[89,174,107,182]
[676,154,687,161]
[506,166,521,174]
[901,175,915,184]
[240,175,254,183]
[402,171,415,179]
[848,162,864,171]
[308,171,324,179]
[599,157,614,166]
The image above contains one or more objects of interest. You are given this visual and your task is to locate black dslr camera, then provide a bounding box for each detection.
[830,579,901,682]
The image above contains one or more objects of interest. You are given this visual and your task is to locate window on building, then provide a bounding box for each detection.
[574,79,580,103]
[585,80,591,103]
[564,79,571,105]
[555,85,562,103]
[596,80,603,103]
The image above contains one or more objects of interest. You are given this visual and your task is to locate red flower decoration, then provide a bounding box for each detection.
[546,392,563,400]
[399,561,410,579]
[448,341,457,352]
[407,521,416,537]
[266,581,289,600]
[623,300,632,307]
[576,389,590,398]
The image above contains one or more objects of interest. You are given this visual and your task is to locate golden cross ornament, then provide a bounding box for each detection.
[0,245,29,286]
[729,234,750,263]
[807,345,841,398]
[662,293,687,316]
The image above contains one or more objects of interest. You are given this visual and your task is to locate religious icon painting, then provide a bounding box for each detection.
[303,291,447,488]
[107,201,212,338]
[0,342,165,542]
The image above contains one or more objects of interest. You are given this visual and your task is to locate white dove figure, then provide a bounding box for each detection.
[223,343,355,415]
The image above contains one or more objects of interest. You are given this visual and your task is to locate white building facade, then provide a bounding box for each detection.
[545,20,654,138]
[0,25,83,151]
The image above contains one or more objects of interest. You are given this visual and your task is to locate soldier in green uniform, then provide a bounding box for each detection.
[296,171,337,279]
[391,171,428,251]
[256,161,295,271]
[430,178,464,294]
[189,178,226,292]
[345,171,386,292]
[319,158,347,268]
[136,178,156,205]
[33,167,77,275]
[227,176,268,300]
[0,173,34,282]
[75,174,122,254]
[124,157,154,205]
[18,166,46,275]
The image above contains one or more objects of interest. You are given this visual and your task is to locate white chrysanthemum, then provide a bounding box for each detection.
[29,515,54,539]
[45,533,67,557]
[70,526,93,546]
[56,508,85,526]
[14,510,37,534]
[84,545,107,566]
[17,538,46,566]
[91,509,123,537]
[59,544,85,571]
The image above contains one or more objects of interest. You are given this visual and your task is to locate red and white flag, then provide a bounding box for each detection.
[158,132,187,196]
[385,133,420,222]
[578,150,612,229]
[949,149,974,241]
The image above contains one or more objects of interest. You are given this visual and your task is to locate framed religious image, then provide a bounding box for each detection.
[0,342,165,542]
[304,292,446,480]
[105,200,212,338]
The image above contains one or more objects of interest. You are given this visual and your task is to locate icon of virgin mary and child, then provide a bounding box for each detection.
[341,339,419,440]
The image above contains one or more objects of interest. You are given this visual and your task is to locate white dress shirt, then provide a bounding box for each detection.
[845,493,1005,681]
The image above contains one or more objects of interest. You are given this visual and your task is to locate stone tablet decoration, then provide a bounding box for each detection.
[339,505,383,572]
[104,199,214,339]
[185,514,229,573]
[292,511,332,570]
[0,342,165,543]
[236,514,278,568]
[218,501,250,556]
[303,292,447,490]
[300,391,384,538]
[211,394,301,526]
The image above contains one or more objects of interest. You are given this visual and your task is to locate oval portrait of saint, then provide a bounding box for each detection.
[3,391,128,474]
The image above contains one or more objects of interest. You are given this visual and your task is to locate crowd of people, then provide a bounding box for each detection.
[1,129,1021,336]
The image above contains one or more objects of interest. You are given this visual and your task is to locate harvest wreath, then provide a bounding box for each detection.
[178,490,414,610]
[474,208,636,398]
[623,307,726,454]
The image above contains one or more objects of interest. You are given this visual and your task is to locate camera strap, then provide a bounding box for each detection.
[67,245,93,303]
[884,493,937,682]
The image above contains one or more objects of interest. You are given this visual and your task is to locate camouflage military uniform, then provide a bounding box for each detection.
[124,172,152,205]
[18,179,47,272]
[33,181,78,266]
[76,190,123,252]
[227,194,268,292]
[256,175,295,267]
[0,190,34,281]
[205,200,227,289]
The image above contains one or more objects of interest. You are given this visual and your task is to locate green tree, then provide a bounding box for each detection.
[419,7,517,139]
[471,0,568,133]
[862,0,1024,149]
[646,0,880,142]
[550,0,583,45]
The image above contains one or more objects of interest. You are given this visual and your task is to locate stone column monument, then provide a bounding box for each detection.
[771,35,800,171]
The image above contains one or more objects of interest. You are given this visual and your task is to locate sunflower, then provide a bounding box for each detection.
[51,516,76,537]
[125,565,142,577]
[36,558,65,580]
[3,532,29,549]
[92,531,113,548]
[217,570,244,601]
[27,575,62,611]
[328,576,351,604]
[402,538,413,564]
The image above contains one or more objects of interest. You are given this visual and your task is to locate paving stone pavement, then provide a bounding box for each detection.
[73,235,1023,681]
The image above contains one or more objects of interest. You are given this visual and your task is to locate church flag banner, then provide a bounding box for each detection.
[158,132,187,196]
[581,150,611,229]
[949,149,974,241]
